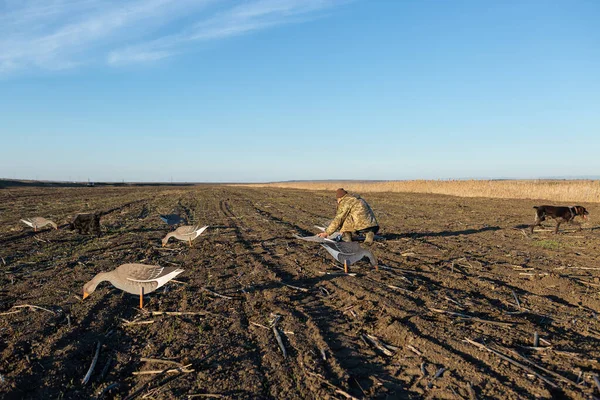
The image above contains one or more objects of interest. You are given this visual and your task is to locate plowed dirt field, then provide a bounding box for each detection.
[1,186,599,399]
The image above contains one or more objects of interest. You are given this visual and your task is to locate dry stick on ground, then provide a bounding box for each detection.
[152,247,180,252]
[123,364,187,400]
[467,382,478,400]
[281,282,310,292]
[140,372,187,399]
[573,278,600,288]
[445,296,465,309]
[149,311,206,316]
[429,308,515,327]
[304,369,359,400]
[520,345,552,352]
[387,284,414,295]
[12,304,56,315]
[362,334,396,356]
[133,364,194,375]
[82,341,101,385]
[427,367,446,389]
[140,358,184,366]
[464,338,558,389]
[575,371,583,385]
[593,375,600,393]
[187,395,226,399]
[270,314,287,359]
[491,343,580,388]
[511,290,521,310]
[250,321,269,329]
[319,271,357,277]
[0,309,23,316]
[33,236,49,243]
[100,354,114,382]
[408,345,423,357]
[97,383,119,399]
[201,287,233,300]
[123,320,155,326]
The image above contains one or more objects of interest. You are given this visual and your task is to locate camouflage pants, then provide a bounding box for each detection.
[340,217,379,234]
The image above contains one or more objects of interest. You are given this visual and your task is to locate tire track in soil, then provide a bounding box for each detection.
[252,213,473,398]
[219,196,374,399]
[223,195,413,398]
[237,191,509,397]
[218,197,285,399]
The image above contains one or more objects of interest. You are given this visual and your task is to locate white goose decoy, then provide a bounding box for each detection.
[294,234,336,243]
[314,225,341,240]
[20,217,58,232]
[321,241,378,272]
[83,263,184,308]
[293,224,341,242]
[162,225,208,247]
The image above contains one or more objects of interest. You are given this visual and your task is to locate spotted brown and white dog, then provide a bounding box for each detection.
[530,205,589,234]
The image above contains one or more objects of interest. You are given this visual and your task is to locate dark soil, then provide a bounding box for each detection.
[1,186,599,399]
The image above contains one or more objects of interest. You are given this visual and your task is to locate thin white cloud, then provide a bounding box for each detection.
[0,0,213,73]
[0,0,347,73]
[109,0,347,65]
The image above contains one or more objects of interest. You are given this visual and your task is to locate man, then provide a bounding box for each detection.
[317,188,379,245]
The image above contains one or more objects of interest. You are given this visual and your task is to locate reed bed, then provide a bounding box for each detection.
[241,180,600,203]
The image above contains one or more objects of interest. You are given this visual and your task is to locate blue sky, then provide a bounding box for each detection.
[0,0,598,182]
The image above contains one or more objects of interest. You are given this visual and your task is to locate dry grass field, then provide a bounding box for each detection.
[244,180,600,204]
[1,185,600,399]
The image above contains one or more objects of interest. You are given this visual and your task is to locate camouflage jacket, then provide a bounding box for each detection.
[325,194,379,235]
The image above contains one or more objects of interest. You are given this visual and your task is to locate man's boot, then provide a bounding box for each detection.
[342,232,352,242]
[364,231,375,245]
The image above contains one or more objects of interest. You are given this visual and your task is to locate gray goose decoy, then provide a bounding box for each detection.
[162,225,208,247]
[83,263,184,308]
[159,213,185,226]
[20,217,58,232]
[321,241,378,272]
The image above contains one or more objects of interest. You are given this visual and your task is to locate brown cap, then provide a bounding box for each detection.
[336,188,348,199]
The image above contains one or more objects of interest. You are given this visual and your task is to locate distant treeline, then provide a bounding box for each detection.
[0,179,198,189]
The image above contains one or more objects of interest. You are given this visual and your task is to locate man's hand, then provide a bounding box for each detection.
[317,232,328,238]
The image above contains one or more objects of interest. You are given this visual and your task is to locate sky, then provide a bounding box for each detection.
[0,0,598,182]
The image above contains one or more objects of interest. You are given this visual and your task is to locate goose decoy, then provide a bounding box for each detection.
[321,241,378,273]
[159,214,185,226]
[293,224,341,242]
[162,225,208,247]
[20,217,58,232]
[83,263,184,308]
[294,234,337,243]
[314,225,341,240]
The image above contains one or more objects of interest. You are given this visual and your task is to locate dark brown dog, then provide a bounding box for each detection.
[530,205,589,234]
[70,213,102,235]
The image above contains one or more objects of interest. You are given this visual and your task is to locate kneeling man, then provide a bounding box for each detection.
[318,188,379,245]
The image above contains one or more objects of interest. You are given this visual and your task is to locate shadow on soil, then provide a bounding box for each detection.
[384,226,501,240]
